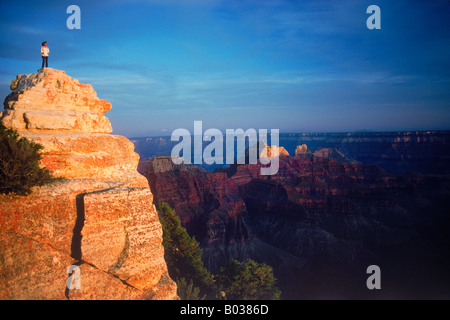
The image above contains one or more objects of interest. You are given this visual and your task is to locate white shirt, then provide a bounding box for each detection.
[41,46,49,57]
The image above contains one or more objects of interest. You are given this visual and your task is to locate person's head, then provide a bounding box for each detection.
[42,41,47,47]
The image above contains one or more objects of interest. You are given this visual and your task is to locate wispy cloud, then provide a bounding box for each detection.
[5,25,47,36]
[78,74,160,87]
[177,70,418,89]
[1,0,449,135]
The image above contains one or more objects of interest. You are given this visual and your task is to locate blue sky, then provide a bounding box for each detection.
[1,0,449,137]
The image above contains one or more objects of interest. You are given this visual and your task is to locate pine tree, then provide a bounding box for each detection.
[216,259,281,300]
[176,277,205,300]
[157,202,282,300]
[157,202,215,299]
[0,122,53,195]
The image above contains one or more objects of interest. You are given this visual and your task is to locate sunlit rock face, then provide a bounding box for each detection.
[0,68,177,300]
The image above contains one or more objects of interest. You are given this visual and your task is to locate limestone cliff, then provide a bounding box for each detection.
[0,68,177,300]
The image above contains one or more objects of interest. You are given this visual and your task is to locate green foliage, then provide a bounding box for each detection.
[0,122,53,195]
[216,259,281,300]
[176,277,205,300]
[157,202,215,299]
[157,202,281,300]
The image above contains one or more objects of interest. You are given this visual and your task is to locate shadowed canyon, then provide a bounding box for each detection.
[137,134,450,299]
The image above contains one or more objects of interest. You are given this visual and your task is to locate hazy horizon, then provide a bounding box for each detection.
[128,128,450,139]
[1,0,449,136]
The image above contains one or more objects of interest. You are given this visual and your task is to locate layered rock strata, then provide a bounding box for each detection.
[0,68,177,300]
[140,156,251,271]
[140,149,450,299]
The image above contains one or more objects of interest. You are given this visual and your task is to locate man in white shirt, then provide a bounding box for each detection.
[41,41,49,69]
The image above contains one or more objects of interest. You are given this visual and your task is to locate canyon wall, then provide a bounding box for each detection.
[0,68,177,300]
[140,151,450,299]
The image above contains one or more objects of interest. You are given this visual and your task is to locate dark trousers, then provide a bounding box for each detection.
[42,56,48,68]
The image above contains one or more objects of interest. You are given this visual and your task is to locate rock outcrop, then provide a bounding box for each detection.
[260,145,289,158]
[0,68,177,300]
[312,148,358,164]
[3,69,112,133]
[294,144,311,157]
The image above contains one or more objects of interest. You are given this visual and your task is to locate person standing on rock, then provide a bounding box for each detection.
[41,41,49,69]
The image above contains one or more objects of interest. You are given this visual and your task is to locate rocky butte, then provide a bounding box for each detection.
[0,68,177,300]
